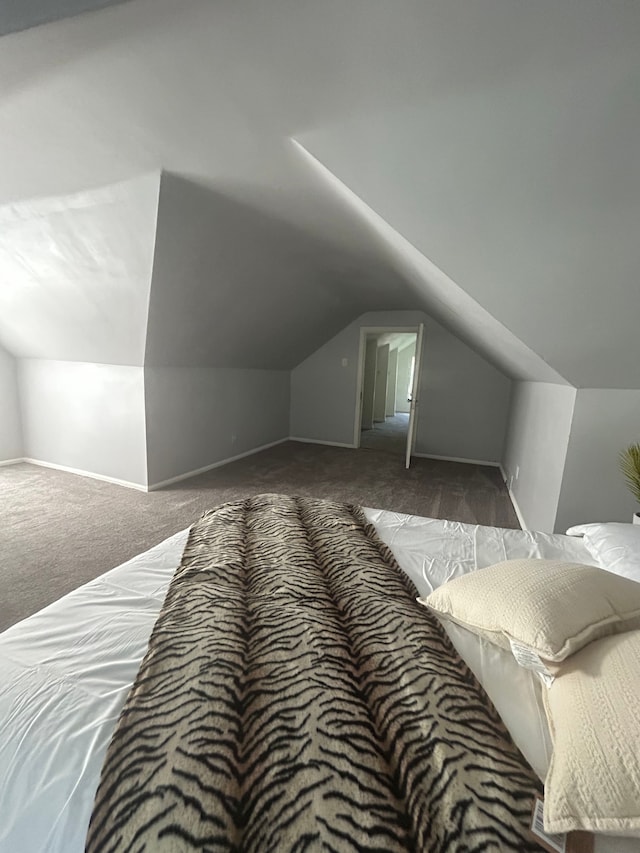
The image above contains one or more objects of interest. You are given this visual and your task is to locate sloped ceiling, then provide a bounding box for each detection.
[0,0,128,37]
[0,174,159,366]
[145,174,419,369]
[0,0,637,386]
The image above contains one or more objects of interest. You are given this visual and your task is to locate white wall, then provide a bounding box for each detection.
[299,5,640,391]
[0,344,22,461]
[373,344,389,423]
[144,172,414,372]
[395,346,412,413]
[290,321,362,445]
[0,173,159,366]
[361,339,377,430]
[145,367,290,487]
[502,382,576,532]
[554,389,640,532]
[417,321,512,463]
[19,359,147,487]
[386,348,398,417]
[290,310,512,462]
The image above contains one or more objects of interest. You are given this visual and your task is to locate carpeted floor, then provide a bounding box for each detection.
[0,440,518,630]
[360,413,409,455]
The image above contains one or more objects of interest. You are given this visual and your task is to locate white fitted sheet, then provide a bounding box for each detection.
[0,511,633,853]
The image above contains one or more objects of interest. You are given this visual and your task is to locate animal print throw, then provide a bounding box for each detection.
[86,494,544,852]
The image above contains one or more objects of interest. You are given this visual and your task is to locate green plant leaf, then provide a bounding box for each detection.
[619,443,640,503]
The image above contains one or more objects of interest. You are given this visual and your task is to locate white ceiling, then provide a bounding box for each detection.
[0,0,128,37]
[0,0,638,386]
[144,173,419,369]
[372,333,416,353]
[0,174,158,365]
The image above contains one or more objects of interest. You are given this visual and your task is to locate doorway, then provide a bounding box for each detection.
[354,326,423,467]
[359,412,411,454]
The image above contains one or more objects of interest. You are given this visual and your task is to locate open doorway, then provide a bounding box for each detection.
[355,327,423,466]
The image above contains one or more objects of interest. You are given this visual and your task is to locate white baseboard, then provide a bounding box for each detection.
[415,455,528,530]
[498,464,529,530]
[507,487,528,531]
[0,457,24,467]
[13,446,530,529]
[22,458,148,492]
[413,452,501,467]
[289,437,356,449]
[147,437,289,491]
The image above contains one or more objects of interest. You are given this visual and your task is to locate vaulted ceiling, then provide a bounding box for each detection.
[0,0,638,387]
[0,0,128,38]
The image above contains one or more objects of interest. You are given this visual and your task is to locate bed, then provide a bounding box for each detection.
[0,494,638,852]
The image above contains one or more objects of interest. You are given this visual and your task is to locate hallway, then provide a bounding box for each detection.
[360,413,409,455]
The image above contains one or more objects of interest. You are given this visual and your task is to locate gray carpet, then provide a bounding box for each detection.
[360,413,410,454]
[0,441,518,630]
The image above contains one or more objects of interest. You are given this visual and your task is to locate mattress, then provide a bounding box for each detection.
[0,508,633,853]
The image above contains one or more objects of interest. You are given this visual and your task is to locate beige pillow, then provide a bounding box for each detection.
[418,559,640,663]
[542,630,640,835]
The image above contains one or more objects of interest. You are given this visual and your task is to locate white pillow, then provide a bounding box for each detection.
[542,630,640,837]
[442,621,552,782]
[419,558,640,663]
[566,523,640,582]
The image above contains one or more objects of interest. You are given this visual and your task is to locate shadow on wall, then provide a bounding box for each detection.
[144,173,418,370]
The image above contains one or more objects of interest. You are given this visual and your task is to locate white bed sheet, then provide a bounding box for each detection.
[0,512,633,853]
[368,512,592,779]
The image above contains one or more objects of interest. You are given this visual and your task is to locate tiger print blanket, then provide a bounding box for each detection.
[87,494,544,852]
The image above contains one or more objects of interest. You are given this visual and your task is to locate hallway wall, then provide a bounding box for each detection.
[395,346,412,414]
[290,310,511,463]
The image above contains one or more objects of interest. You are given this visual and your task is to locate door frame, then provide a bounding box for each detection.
[405,323,424,469]
[353,325,423,450]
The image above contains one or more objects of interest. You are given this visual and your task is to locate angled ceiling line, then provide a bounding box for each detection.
[0,0,131,39]
[290,138,569,386]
